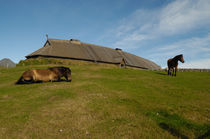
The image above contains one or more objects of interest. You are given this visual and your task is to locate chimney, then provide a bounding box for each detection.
[115,48,122,51]
[70,39,81,45]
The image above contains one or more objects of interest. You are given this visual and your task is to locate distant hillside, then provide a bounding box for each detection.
[0,58,16,68]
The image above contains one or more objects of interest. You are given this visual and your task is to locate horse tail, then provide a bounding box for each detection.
[15,76,24,84]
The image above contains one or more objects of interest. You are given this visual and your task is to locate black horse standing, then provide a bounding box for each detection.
[167,54,185,76]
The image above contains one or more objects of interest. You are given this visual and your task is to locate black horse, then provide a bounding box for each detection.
[16,66,72,84]
[167,54,185,76]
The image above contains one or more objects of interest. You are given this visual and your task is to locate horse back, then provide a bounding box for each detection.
[49,66,71,76]
[32,69,58,82]
[167,58,178,68]
[48,67,62,76]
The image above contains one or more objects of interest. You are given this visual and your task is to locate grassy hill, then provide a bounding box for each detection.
[0,61,210,138]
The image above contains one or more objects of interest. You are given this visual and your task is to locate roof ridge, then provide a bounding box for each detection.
[48,38,117,50]
[48,38,69,42]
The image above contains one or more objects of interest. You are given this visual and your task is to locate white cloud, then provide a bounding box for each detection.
[113,33,150,49]
[179,58,210,69]
[110,9,157,49]
[111,0,210,49]
[157,34,210,55]
[158,0,210,35]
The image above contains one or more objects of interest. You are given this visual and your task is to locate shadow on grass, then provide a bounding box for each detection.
[197,129,210,139]
[159,122,189,139]
[15,79,71,85]
[155,72,168,76]
[147,110,210,139]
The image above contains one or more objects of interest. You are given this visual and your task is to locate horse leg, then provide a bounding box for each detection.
[172,68,174,76]
[54,77,61,82]
[168,67,171,75]
[64,75,69,81]
[57,77,61,82]
[168,68,170,75]
[175,66,177,76]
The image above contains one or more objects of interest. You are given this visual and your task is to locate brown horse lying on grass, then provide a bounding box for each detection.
[167,54,185,76]
[16,66,72,84]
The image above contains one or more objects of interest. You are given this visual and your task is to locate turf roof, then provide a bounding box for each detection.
[26,39,161,70]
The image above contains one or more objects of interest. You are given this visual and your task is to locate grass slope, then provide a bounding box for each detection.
[0,64,210,139]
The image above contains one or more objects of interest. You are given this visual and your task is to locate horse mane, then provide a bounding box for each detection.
[48,67,71,74]
[173,54,183,60]
[48,66,66,69]
[48,66,67,71]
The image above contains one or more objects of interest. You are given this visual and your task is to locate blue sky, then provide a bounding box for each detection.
[0,0,210,68]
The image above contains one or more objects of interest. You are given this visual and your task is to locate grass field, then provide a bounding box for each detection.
[0,62,210,139]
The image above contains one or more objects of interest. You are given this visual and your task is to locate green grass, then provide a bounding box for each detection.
[0,63,210,138]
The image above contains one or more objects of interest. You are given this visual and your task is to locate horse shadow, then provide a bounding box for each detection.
[15,79,71,85]
[155,72,168,76]
[159,123,189,139]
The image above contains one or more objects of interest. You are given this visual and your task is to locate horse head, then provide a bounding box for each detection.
[179,54,185,63]
[62,67,72,82]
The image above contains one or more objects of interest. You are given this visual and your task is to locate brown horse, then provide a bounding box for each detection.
[167,54,185,76]
[16,66,72,84]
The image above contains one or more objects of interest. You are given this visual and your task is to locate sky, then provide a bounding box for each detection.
[0,0,210,68]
